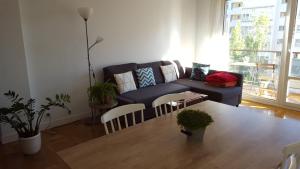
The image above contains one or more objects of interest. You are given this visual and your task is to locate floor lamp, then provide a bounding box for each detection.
[78,7,103,124]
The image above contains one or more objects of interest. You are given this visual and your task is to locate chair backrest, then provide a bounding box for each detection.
[281,142,300,169]
[289,155,297,169]
[152,93,187,117]
[101,103,145,135]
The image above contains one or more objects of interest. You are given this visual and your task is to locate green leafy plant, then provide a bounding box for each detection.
[88,82,117,105]
[0,90,71,138]
[177,109,213,130]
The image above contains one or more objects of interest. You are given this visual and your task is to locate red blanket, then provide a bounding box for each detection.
[205,72,238,87]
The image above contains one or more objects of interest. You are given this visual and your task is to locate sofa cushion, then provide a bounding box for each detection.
[205,71,238,88]
[114,71,137,94]
[206,71,238,83]
[137,61,164,84]
[190,63,210,80]
[208,70,244,87]
[103,63,138,85]
[191,68,206,81]
[162,60,185,79]
[120,83,190,107]
[160,65,178,83]
[173,60,185,79]
[174,79,242,101]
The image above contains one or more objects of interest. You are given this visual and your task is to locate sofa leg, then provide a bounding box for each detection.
[236,105,239,107]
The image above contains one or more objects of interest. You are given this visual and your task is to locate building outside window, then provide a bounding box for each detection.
[231,14,241,21]
[297,25,300,32]
[279,26,285,31]
[295,39,300,47]
[231,2,243,9]
[277,39,283,44]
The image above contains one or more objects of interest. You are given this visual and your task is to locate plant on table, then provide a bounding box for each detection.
[177,109,213,140]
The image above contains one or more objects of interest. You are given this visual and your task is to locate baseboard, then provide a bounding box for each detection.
[0,112,89,144]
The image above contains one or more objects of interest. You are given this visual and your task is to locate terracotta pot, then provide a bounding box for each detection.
[19,132,41,155]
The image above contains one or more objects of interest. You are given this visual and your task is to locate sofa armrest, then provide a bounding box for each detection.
[229,72,244,87]
[209,70,244,87]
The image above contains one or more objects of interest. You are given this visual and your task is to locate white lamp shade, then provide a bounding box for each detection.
[78,7,93,20]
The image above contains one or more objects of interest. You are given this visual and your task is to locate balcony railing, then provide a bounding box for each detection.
[229,49,300,103]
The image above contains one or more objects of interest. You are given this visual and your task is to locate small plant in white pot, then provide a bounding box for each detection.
[0,91,71,155]
[177,109,213,141]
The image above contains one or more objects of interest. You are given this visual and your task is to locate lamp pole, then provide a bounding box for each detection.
[84,19,92,91]
[84,18,94,124]
[78,7,103,125]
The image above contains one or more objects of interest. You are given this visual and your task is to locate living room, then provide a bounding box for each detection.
[1,0,300,169]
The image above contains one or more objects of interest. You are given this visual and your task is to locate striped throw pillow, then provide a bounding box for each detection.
[135,67,156,88]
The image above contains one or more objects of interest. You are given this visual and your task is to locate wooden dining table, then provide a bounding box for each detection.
[58,101,300,169]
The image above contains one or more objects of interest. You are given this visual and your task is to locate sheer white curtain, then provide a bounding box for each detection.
[195,0,230,71]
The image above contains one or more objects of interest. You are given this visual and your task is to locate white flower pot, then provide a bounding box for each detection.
[189,128,206,141]
[182,127,206,142]
[19,132,41,155]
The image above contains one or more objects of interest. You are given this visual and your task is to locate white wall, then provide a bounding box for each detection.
[195,0,212,61]
[0,0,31,143]
[0,0,198,143]
[195,0,229,71]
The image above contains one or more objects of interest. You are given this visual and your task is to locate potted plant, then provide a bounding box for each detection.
[88,82,117,106]
[0,91,71,155]
[177,109,213,141]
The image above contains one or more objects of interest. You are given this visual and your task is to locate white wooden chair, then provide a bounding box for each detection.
[152,93,187,118]
[101,103,145,135]
[279,141,300,169]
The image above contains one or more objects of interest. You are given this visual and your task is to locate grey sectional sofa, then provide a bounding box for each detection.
[103,60,243,120]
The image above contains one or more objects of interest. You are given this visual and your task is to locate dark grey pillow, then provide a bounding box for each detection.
[190,63,210,81]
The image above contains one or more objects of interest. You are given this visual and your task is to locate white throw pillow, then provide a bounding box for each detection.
[114,71,137,94]
[161,65,178,83]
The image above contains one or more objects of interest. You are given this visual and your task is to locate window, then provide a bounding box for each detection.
[231,15,241,21]
[231,2,243,9]
[242,14,251,22]
[279,26,285,31]
[277,39,283,44]
[295,39,300,47]
[280,12,286,18]
[282,0,286,3]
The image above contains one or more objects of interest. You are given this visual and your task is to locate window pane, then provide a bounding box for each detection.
[290,53,300,77]
[225,0,286,100]
[286,79,300,104]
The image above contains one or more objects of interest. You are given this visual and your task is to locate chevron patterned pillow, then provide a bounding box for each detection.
[135,67,156,88]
